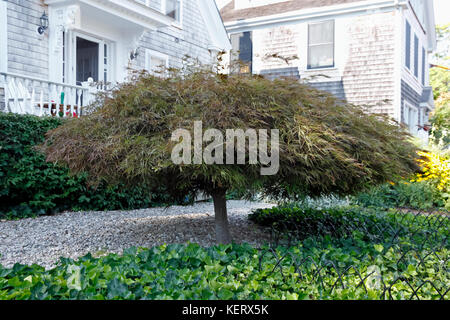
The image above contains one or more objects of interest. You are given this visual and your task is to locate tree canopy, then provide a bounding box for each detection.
[431,92,450,149]
[430,24,450,147]
[40,68,418,243]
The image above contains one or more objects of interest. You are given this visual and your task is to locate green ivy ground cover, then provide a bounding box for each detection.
[1,207,448,300]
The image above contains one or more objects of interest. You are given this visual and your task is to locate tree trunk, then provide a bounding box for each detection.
[212,189,232,244]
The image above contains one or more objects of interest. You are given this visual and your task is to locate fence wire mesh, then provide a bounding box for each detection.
[253,208,449,300]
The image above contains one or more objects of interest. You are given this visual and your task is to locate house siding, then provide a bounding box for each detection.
[342,11,396,116]
[259,67,299,80]
[6,0,49,79]
[134,0,214,71]
[252,25,301,74]
[4,0,215,81]
[243,11,396,114]
[310,81,346,101]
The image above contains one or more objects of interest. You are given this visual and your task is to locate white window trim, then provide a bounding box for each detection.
[145,49,169,75]
[68,31,115,85]
[161,0,183,29]
[307,20,335,70]
[0,0,7,73]
[403,101,419,134]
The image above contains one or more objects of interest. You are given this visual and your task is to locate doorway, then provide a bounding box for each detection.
[67,33,112,86]
[76,37,99,85]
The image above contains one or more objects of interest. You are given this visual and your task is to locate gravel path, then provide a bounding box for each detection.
[0,201,275,269]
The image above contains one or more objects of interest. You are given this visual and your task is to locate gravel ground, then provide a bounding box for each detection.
[0,201,275,269]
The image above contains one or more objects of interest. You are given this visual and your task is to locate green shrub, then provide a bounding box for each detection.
[250,205,430,243]
[353,181,445,210]
[0,113,184,219]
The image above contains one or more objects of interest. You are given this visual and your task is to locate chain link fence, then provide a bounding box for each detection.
[253,208,449,300]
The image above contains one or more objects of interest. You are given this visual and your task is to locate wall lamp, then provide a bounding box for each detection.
[130,49,139,60]
[37,12,49,35]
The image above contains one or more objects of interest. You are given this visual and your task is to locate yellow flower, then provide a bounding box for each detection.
[414,151,450,194]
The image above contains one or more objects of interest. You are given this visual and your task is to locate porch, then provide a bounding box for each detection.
[0,72,102,117]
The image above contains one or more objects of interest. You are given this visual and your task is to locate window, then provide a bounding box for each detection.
[230,32,253,74]
[405,20,411,69]
[422,47,426,85]
[414,35,419,78]
[308,20,334,69]
[145,49,169,76]
[163,0,182,23]
[403,101,419,134]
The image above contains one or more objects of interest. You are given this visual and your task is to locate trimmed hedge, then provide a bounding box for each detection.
[0,113,183,220]
[249,205,410,241]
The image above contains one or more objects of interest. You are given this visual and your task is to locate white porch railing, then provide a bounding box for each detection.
[0,72,97,117]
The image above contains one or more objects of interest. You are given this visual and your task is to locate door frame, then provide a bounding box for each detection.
[66,30,114,86]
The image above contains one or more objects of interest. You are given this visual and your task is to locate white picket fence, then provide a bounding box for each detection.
[0,72,97,117]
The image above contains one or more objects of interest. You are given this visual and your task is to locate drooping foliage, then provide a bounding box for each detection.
[40,68,419,203]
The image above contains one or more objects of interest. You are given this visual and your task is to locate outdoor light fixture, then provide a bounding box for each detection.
[130,49,139,60]
[37,12,49,35]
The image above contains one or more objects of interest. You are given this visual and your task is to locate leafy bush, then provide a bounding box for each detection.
[0,113,183,220]
[354,181,444,210]
[249,204,447,243]
[354,150,450,210]
[430,92,450,149]
[413,151,450,209]
[1,207,448,300]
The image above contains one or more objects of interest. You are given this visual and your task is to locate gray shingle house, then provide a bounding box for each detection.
[0,0,230,115]
[219,0,437,137]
